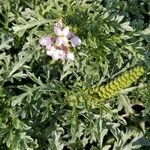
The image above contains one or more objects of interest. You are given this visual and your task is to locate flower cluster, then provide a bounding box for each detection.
[39,20,81,60]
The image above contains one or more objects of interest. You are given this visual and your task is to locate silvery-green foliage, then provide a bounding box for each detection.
[0,0,149,149]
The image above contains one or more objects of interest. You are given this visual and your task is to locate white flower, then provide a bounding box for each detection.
[46,50,55,57]
[39,20,81,62]
[46,46,66,60]
[66,52,75,60]
[71,36,81,47]
[46,46,56,56]
[39,36,51,46]
[54,26,70,47]
[52,50,66,60]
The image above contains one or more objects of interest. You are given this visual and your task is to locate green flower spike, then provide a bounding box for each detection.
[93,66,145,99]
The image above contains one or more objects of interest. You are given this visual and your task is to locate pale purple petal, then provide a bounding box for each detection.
[39,37,51,46]
[46,45,55,51]
[63,26,69,36]
[67,31,73,39]
[46,45,51,50]
[55,37,63,46]
[62,37,68,46]
[54,27,62,36]
[71,36,81,47]
[66,52,75,60]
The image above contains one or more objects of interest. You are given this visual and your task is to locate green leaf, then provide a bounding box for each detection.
[121,22,134,31]
[118,94,134,115]
[0,34,13,51]
[12,19,51,37]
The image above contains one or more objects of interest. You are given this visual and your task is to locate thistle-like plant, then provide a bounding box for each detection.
[0,0,149,149]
